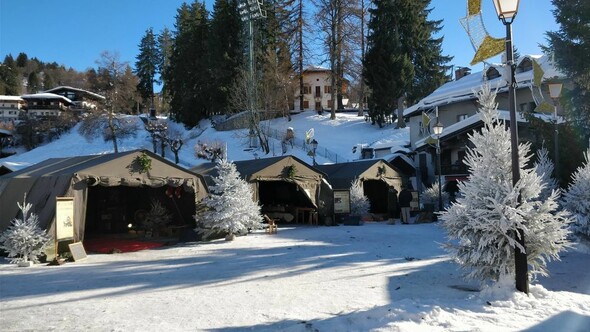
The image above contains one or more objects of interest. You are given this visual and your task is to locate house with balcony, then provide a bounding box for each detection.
[43,86,105,117]
[21,92,73,118]
[403,55,564,193]
[293,66,348,112]
[0,95,25,122]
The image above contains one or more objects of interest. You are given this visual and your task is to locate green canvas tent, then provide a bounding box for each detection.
[0,149,208,242]
[191,155,334,225]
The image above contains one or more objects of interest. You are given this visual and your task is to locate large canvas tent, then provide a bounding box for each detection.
[316,159,406,219]
[192,155,334,225]
[0,150,208,242]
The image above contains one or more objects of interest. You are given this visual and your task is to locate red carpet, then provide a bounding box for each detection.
[83,238,166,254]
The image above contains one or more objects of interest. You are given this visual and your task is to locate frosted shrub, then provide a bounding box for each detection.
[562,148,590,238]
[0,195,52,264]
[350,177,370,216]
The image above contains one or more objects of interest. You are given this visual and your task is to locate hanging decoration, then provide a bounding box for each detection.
[530,59,555,114]
[459,0,506,65]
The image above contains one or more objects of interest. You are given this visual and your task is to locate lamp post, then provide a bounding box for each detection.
[433,122,444,212]
[311,139,318,165]
[548,82,563,179]
[493,0,528,294]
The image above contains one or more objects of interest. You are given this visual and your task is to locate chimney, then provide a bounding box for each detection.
[454,67,471,80]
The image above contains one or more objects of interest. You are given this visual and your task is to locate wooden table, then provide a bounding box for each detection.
[296,207,318,226]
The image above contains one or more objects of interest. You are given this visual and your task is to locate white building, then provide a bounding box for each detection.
[293,66,348,112]
[0,95,25,122]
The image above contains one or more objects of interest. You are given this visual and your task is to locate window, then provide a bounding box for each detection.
[10,104,14,108]
[486,67,501,80]
[302,86,311,94]
[327,99,333,108]
[303,100,309,108]
[324,85,331,94]
[517,58,533,73]
[457,114,468,122]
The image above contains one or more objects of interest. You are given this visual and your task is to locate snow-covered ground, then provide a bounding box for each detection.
[1,111,409,171]
[1,223,589,331]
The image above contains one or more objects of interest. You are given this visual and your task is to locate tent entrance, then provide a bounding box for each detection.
[84,186,196,238]
[258,181,314,224]
[363,180,389,214]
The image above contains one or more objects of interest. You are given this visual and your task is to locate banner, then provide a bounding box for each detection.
[56,197,74,240]
[334,191,351,214]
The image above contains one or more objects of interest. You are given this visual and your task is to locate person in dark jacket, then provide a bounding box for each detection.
[398,186,413,224]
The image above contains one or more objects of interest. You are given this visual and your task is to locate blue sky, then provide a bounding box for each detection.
[1,0,557,77]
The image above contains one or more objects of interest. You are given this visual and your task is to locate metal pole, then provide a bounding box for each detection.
[437,139,443,212]
[554,103,559,180]
[505,22,528,294]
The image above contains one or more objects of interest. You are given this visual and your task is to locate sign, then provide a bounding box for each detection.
[68,242,87,261]
[334,190,350,214]
[56,197,74,240]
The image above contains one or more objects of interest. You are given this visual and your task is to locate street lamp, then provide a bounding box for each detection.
[548,82,563,178]
[493,0,528,294]
[433,122,444,212]
[311,139,318,165]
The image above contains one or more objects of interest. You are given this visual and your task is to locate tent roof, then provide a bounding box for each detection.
[316,159,404,190]
[191,155,327,186]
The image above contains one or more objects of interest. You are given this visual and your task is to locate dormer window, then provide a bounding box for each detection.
[516,57,533,73]
[485,67,501,80]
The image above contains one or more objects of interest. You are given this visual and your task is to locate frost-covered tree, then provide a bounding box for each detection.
[534,147,560,201]
[420,181,449,209]
[0,195,52,264]
[142,199,172,233]
[350,177,370,216]
[194,159,262,240]
[562,148,590,238]
[440,85,571,283]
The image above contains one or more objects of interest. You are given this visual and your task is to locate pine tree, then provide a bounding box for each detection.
[440,85,571,283]
[209,0,244,115]
[142,199,172,233]
[562,148,590,238]
[350,177,370,216]
[194,159,263,240]
[0,195,52,264]
[135,27,159,108]
[544,0,590,139]
[534,147,560,201]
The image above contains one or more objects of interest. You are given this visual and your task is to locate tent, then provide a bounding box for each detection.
[316,159,406,219]
[0,149,208,242]
[191,155,334,225]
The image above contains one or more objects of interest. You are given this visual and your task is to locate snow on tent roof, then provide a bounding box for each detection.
[404,55,564,118]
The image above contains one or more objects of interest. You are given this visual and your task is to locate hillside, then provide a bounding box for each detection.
[1,111,410,170]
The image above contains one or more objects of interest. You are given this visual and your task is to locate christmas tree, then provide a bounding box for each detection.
[440,84,571,283]
[562,148,590,238]
[142,199,172,233]
[0,195,52,264]
[350,178,370,217]
[534,147,560,201]
[194,159,262,239]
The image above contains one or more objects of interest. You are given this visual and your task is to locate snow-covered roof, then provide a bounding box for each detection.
[404,55,564,117]
[43,86,106,100]
[21,93,73,104]
[414,109,557,150]
[0,95,24,102]
[303,66,330,73]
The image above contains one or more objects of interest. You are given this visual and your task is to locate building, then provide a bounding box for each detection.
[0,95,25,122]
[21,92,73,118]
[43,86,105,117]
[293,66,348,112]
[403,55,565,192]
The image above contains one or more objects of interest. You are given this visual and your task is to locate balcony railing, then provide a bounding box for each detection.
[437,164,468,175]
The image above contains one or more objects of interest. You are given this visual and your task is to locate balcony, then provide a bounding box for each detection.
[437,163,468,176]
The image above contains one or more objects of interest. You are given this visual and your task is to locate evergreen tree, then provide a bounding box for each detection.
[544,0,590,141]
[209,0,244,115]
[165,2,211,126]
[562,148,590,238]
[0,55,20,95]
[157,27,174,113]
[534,147,560,201]
[16,52,28,67]
[363,0,451,128]
[194,159,263,240]
[0,195,52,264]
[27,71,41,93]
[350,177,370,216]
[135,27,159,109]
[440,85,571,284]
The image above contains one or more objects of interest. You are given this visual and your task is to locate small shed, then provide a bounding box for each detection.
[0,149,208,242]
[192,155,334,225]
[316,159,406,220]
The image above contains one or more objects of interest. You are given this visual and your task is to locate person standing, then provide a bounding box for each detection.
[398,186,413,224]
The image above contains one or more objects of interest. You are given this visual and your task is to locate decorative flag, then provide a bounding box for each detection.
[460,0,505,65]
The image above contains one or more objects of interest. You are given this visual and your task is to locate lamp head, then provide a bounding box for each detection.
[548,82,563,100]
[311,139,318,150]
[433,122,444,136]
[493,0,520,24]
